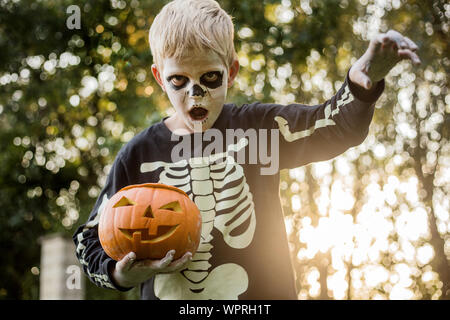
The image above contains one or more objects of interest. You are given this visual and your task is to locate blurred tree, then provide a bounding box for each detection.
[383,0,449,299]
[280,0,449,300]
[0,0,164,299]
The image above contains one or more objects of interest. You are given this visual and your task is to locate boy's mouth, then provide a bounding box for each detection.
[188,106,209,121]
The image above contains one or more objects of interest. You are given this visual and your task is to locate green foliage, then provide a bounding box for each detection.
[0,0,448,300]
[0,0,164,299]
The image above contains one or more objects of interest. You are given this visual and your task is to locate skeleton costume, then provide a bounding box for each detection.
[73,73,384,299]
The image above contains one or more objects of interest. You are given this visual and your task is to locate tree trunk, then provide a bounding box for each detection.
[346,157,365,299]
[318,251,331,300]
[411,91,450,300]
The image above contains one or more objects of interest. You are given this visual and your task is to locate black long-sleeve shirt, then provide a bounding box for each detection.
[73,73,384,299]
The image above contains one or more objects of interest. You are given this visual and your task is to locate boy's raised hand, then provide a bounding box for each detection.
[349,30,421,90]
[110,250,193,289]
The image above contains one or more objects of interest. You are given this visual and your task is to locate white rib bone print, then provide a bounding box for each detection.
[140,138,256,299]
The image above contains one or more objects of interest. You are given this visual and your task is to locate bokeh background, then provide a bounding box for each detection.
[0,0,448,300]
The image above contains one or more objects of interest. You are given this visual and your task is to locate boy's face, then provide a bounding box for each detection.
[152,50,238,133]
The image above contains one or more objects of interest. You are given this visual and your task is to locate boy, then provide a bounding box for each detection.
[73,0,420,299]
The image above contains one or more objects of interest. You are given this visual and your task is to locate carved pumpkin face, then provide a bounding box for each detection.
[99,183,201,261]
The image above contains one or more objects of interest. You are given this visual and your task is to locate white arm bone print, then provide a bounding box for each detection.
[140,138,256,299]
[274,84,355,142]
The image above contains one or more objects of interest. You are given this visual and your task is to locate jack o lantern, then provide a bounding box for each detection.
[99,183,201,261]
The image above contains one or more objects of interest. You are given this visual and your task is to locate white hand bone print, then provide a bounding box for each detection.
[140,138,256,299]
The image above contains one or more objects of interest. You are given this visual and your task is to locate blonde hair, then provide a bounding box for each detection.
[149,0,237,70]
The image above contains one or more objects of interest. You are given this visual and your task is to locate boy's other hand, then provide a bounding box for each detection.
[349,30,421,91]
[110,250,193,289]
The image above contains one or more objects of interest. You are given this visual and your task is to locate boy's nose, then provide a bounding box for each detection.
[189,84,206,97]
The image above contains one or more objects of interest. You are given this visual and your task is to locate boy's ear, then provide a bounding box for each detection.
[227,59,240,88]
[151,64,166,92]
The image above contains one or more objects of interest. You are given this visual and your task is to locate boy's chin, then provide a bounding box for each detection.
[187,118,212,132]
[186,111,221,132]
[170,118,211,135]
[167,108,222,134]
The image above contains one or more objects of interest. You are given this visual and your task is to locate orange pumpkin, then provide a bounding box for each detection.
[98,183,201,261]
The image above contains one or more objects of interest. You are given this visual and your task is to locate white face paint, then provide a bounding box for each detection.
[157,51,230,133]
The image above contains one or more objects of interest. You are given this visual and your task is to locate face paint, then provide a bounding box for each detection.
[166,75,189,91]
[200,71,223,89]
[190,84,206,97]
[159,51,230,133]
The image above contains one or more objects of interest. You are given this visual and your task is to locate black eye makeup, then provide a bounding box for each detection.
[200,71,223,89]
[166,71,224,91]
[167,75,189,90]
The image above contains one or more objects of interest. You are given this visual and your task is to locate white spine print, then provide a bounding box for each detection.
[140,138,256,299]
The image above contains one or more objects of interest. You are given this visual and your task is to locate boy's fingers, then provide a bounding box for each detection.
[381,35,420,65]
[404,36,418,51]
[381,37,398,52]
[381,35,393,48]
[136,251,192,273]
[159,250,176,268]
[135,250,175,269]
[371,37,384,54]
[398,49,421,65]
[117,252,136,272]
[173,251,193,268]
[164,252,193,273]
[399,40,408,49]
[381,31,409,52]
